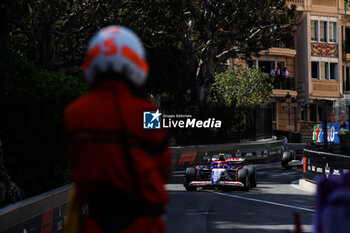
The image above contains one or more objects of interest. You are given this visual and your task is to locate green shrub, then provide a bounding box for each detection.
[0,52,88,197]
[211,66,273,107]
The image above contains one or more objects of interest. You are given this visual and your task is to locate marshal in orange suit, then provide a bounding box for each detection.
[63,25,171,233]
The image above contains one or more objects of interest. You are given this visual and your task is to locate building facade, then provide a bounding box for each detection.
[237,0,350,141]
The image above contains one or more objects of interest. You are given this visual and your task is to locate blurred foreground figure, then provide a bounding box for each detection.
[63,26,171,233]
[314,174,350,233]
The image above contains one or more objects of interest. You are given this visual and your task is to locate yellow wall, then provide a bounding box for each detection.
[277,100,297,131]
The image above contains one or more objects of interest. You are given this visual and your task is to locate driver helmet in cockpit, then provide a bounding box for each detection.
[219,155,225,161]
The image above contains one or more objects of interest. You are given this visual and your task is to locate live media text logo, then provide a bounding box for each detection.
[143,109,222,129]
[143,110,162,129]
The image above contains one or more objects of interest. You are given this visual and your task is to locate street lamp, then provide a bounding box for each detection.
[280,92,297,142]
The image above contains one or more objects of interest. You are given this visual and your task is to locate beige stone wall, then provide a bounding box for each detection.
[234,57,247,69]
[286,57,295,79]
[311,80,341,98]
[277,100,297,131]
[312,0,336,7]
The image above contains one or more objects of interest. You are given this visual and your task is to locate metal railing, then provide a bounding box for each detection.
[272,41,294,49]
[272,77,296,90]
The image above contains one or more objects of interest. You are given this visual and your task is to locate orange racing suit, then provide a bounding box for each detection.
[64,80,171,233]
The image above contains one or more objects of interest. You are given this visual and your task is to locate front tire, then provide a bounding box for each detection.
[183,167,197,191]
[238,168,250,191]
[245,165,257,188]
[281,151,293,169]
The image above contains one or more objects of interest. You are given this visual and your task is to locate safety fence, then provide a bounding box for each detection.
[0,184,70,233]
[0,137,286,233]
[303,148,350,181]
[172,136,287,170]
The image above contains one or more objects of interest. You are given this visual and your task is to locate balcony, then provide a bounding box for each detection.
[258,40,296,57]
[272,89,297,98]
[311,79,340,98]
[266,48,296,57]
[344,54,350,62]
[273,77,296,90]
[272,77,297,98]
[342,39,350,61]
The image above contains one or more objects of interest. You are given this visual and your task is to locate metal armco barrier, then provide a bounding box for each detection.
[0,184,71,233]
[303,148,350,181]
[172,137,287,170]
[0,137,286,233]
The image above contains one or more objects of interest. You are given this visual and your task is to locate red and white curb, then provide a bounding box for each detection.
[291,179,316,194]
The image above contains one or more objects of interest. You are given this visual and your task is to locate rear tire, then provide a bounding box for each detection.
[183,167,197,191]
[245,166,257,188]
[281,151,293,169]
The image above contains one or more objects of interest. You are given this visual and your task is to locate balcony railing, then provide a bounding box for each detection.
[272,77,296,90]
[272,41,294,50]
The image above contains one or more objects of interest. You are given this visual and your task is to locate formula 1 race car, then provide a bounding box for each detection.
[183,153,257,191]
[281,144,306,170]
[281,149,304,169]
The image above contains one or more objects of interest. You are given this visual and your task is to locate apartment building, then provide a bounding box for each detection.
[237,0,350,141]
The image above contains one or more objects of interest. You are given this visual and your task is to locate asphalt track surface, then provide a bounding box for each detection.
[165,163,315,233]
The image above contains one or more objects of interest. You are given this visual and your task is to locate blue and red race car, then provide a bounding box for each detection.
[183,153,257,191]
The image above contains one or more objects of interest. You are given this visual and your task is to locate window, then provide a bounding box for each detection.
[258,60,274,74]
[312,61,319,79]
[346,28,350,53]
[277,61,285,68]
[330,63,337,80]
[343,66,350,91]
[313,62,338,80]
[320,21,327,42]
[247,60,256,68]
[311,20,318,41]
[318,106,323,121]
[329,22,336,43]
[311,19,337,43]
[301,109,308,121]
[310,105,317,122]
[321,62,328,80]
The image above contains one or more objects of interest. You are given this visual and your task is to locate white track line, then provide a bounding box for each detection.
[213,192,315,213]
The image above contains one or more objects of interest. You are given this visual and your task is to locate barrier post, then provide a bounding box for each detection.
[322,106,328,152]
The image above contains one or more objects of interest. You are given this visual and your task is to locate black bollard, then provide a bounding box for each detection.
[322,106,328,152]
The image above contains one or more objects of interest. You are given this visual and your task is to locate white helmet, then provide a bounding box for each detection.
[82,25,149,86]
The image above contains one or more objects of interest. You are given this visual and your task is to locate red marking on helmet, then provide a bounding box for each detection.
[102,27,120,35]
[122,46,149,73]
[103,37,118,56]
[82,45,101,71]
